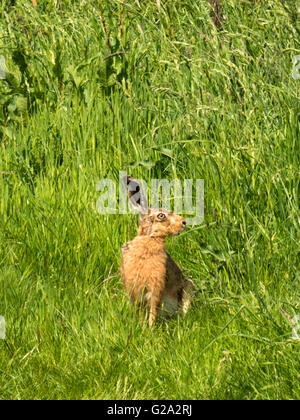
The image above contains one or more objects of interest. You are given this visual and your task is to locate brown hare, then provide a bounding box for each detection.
[121,176,196,326]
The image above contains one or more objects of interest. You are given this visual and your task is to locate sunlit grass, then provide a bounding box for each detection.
[0,0,299,400]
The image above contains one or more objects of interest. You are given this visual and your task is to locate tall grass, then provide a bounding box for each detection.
[0,0,299,399]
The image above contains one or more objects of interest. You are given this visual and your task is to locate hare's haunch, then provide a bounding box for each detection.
[121,176,195,326]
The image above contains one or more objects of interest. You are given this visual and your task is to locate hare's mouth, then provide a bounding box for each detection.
[171,229,184,237]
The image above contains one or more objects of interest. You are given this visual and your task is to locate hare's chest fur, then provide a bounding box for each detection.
[121,237,168,294]
[121,237,186,315]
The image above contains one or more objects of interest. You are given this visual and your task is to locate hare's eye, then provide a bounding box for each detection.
[157,213,166,221]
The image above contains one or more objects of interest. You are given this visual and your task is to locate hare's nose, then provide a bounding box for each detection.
[182,221,186,228]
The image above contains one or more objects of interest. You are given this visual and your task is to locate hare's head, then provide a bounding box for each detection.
[138,207,186,237]
[124,176,186,238]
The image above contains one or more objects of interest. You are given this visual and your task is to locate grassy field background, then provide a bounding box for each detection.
[0,0,299,399]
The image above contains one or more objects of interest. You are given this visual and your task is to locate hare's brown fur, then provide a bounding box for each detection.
[121,176,195,326]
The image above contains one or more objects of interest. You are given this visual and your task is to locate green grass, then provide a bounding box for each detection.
[0,0,299,400]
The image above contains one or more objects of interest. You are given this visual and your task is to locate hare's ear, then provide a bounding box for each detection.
[123,175,148,214]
